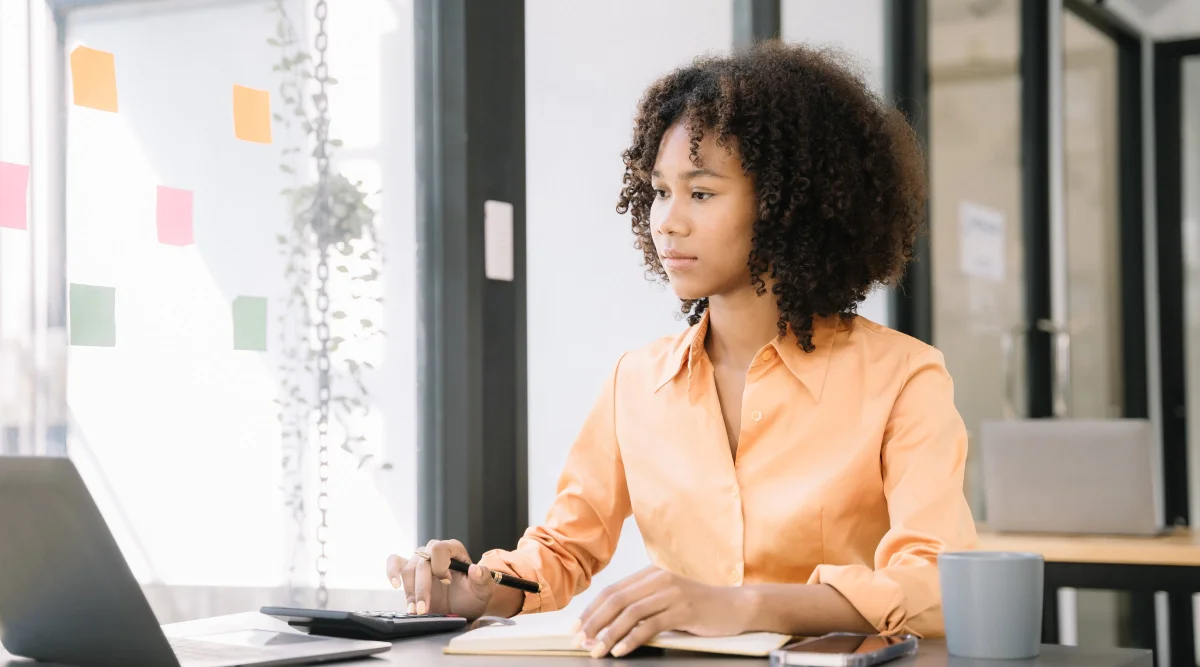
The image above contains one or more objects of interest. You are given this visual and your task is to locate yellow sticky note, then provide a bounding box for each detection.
[233,85,272,144]
[70,46,118,113]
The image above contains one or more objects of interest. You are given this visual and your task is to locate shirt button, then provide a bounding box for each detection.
[761,349,775,362]
[732,486,740,499]
[751,410,763,422]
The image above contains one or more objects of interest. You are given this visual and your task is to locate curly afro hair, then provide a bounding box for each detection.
[616,40,926,352]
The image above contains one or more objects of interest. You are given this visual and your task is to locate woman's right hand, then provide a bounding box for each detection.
[385,539,500,621]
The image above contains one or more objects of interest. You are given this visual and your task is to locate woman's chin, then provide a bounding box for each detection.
[667,281,711,302]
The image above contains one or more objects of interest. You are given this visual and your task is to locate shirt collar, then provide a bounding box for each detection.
[654,311,710,395]
[654,310,842,402]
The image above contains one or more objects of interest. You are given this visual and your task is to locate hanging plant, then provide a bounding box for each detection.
[267,0,390,608]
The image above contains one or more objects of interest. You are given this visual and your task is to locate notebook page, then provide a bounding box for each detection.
[447,610,579,652]
[448,608,792,657]
[649,630,793,657]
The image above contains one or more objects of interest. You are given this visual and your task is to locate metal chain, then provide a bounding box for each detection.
[311,0,332,609]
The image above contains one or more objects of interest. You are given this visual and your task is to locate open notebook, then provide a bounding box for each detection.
[443,609,792,657]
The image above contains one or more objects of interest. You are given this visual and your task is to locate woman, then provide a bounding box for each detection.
[386,41,976,658]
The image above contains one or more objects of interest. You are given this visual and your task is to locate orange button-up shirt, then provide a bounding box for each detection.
[481,313,977,637]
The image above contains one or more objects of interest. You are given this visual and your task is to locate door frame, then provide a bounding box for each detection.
[1063,0,1148,426]
[1154,37,1200,528]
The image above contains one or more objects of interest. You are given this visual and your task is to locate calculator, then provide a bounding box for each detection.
[260,606,468,642]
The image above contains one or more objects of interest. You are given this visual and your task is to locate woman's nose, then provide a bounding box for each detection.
[654,202,687,237]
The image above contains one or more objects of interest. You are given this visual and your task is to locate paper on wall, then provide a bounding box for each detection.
[959,200,1006,283]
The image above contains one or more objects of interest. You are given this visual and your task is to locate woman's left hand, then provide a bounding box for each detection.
[575,567,751,658]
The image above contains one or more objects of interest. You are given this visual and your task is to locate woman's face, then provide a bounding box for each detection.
[649,121,759,302]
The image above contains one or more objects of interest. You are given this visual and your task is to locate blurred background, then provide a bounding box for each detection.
[2,0,1200,663]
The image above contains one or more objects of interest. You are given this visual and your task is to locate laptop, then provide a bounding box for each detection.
[0,456,392,667]
[979,418,1166,536]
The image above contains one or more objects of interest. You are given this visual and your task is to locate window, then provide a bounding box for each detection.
[0,0,62,459]
[58,0,417,604]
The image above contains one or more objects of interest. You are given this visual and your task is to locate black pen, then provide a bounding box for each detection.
[448,558,542,594]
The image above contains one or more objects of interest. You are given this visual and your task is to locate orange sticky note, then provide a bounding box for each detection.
[70,46,118,113]
[233,85,272,144]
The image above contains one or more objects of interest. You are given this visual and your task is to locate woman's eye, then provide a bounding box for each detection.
[653,188,668,199]
[692,191,713,201]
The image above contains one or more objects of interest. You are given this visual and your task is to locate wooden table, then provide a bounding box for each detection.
[978,530,1200,667]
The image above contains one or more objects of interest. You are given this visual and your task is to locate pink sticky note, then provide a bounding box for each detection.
[0,161,30,231]
[156,185,193,246]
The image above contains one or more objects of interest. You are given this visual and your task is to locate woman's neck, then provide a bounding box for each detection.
[704,289,781,370]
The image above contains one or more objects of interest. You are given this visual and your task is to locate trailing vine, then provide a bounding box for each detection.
[267,0,389,603]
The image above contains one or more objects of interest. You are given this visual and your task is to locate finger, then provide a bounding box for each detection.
[578,567,661,636]
[610,609,679,659]
[579,568,665,640]
[385,554,408,589]
[428,539,471,584]
[399,559,418,614]
[413,555,433,614]
[466,563,497,600]
[589,591,673,659]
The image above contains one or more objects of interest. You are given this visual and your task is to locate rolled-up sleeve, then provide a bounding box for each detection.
[807,347,978,637]
[480,355,632,614]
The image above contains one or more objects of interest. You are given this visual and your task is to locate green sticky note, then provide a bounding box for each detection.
[232,296,267,351]
[69,283,116,347]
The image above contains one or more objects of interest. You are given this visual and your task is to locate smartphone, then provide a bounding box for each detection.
[768,633,918,667]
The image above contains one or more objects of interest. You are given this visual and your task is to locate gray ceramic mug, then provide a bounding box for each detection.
[938,551,1044,659]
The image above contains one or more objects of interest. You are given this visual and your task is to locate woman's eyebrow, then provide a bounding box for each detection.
[650,168,728,180]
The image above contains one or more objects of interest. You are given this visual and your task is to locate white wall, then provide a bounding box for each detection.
[782,0,885,91]
[64,0,416,594]
[524,0,732,612]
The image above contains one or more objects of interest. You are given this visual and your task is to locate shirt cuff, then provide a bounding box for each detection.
[479,549,554,614]
[807,564,909,635]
